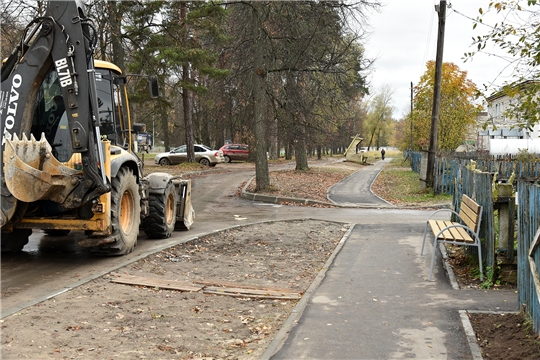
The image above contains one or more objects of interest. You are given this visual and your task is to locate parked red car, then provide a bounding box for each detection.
[219,144,249,163]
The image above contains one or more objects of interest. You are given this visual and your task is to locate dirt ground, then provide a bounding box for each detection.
[468,312,540,360]
[1,158,538,358]
[1,220,348,359]
[444,245,540,359]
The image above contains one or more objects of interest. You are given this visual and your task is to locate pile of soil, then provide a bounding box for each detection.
[1,220,348,359]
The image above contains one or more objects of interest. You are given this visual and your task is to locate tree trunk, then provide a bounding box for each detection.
[252,3,270,190]
[161,102,170,151]
[181,2,195,162]
[107,1,125,70]
[269,116,278,159]
[173,93,184,148]
[285,143,293,160]
[295,119,309,170]
[295,135,309,170]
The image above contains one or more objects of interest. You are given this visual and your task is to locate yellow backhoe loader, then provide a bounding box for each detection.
[1,0,194,254]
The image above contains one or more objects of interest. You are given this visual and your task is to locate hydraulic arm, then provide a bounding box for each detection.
[1,0,110,228]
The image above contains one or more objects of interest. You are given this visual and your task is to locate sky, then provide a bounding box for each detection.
[365,0,518,118]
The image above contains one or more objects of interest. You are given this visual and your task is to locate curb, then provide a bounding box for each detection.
[439,242,460,290]
[259,223,355,360]
[240,176,451,210]
[459,310,484,360]
[240,176,337,207]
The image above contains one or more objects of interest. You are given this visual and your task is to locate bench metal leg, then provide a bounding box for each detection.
[428,237,439,281]
[428,240,483,282]
[476,243,483,281]
[421,221,430,255]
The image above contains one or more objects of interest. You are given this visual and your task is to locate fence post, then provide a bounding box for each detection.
[475,171,495,270]
[517,181,540,335]
[419,149,429,190]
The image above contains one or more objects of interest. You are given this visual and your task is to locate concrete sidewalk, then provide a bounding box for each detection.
[263,219,517,359]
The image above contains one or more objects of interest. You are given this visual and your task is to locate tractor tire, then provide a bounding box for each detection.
[1,229,32,252]
[92,167,141,255]
[142,181,177,239]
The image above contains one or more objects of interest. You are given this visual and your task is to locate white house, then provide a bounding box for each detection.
[476,81,540,153]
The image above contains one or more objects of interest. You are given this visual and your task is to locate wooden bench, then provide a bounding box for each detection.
[421,194,483,281]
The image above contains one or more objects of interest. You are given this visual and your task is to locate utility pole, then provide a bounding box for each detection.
[426,0,446,188]
[410,81,414,150]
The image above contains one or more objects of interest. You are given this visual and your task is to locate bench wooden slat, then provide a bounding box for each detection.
[460,203,480,231]
[443,220,468,241]
[429,220,453,240]
[428,220,474,243]
[450,222,475,243]
[462,194,481,214]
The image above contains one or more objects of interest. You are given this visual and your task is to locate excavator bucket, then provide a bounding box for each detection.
[3,133,81,203]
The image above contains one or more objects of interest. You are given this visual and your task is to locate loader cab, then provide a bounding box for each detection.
[30,60,132,162]
[93,60,132,150]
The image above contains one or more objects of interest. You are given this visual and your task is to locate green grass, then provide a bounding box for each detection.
[374,152,452,205]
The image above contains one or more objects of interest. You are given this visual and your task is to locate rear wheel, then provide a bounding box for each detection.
[92,167,141,255]
[199,158,210,167]
[224,155,231,163]
[159,158,170,166]
[142,181,177,239]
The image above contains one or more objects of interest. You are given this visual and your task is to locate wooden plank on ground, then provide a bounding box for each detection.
[111,273,203,292]
[203,286,301,300]
[193,279,300,294]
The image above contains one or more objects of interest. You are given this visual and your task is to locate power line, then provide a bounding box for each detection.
[421,4,436,77]
[447,2,496,30]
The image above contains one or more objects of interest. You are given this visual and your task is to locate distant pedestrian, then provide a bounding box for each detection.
[381,148,385,160]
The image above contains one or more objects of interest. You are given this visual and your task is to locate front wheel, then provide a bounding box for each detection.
[224,155,231,163]
[199,158,210,167]
[92,167,141,255]
[142,181,177,239]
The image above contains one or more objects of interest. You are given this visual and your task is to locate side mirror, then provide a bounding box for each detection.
[149,76,159,98]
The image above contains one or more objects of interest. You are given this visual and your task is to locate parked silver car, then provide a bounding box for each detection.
[155,144,224,167]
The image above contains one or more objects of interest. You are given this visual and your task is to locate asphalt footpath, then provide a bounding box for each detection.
[327,158,392,207]
[261,158,518,360]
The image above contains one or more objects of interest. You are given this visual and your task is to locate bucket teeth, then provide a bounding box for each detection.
[8,132,53,164]
[3,132,80,203]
